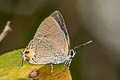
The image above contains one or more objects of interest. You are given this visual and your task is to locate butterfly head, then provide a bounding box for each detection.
[68,49,76,59]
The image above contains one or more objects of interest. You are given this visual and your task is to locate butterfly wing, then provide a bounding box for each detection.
[50,11,70,47]
[27,11,70,64]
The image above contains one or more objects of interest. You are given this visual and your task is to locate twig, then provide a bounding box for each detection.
[0,21,12,42]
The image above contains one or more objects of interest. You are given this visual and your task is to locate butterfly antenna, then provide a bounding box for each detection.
[73,40,93,50]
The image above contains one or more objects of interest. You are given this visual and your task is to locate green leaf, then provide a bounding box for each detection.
[0,49,72,80]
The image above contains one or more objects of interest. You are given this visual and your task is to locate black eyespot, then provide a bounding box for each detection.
[25,51,30,54]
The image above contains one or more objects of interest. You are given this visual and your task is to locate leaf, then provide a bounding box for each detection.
[0,49,72,80]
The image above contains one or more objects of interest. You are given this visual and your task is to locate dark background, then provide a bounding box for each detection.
[0,0,120,80]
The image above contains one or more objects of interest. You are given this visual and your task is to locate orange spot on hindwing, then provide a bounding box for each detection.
[25,49,35,60]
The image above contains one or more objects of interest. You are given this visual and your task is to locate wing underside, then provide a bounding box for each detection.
[27,11,70,64]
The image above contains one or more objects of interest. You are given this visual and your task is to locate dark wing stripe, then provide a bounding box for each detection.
[50,11,68,40]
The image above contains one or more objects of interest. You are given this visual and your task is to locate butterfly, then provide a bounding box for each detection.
[21,11,92,74]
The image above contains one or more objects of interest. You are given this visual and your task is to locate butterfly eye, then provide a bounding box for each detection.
[70,51,74,57]
[69,49,75,58]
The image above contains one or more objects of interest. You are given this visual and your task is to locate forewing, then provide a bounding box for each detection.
[50,11,70,47]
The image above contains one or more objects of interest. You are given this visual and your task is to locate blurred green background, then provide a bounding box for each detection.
[0,0,120,80]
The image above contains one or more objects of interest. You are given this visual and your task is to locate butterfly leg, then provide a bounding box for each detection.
[16,49,24,69]
[67,59,72,69]
[50,63,54,74]
[63,61,67,72]
[17,58,24,69]
[63,59,72,72]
